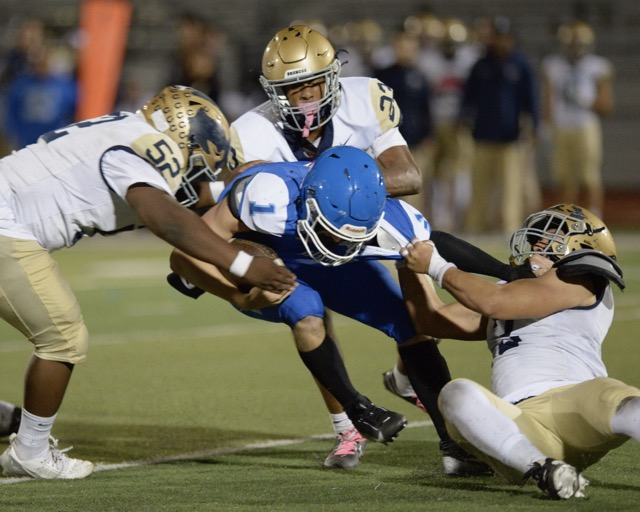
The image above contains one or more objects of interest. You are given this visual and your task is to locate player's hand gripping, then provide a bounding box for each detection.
[400,238,456,287]
[242,256,297,293]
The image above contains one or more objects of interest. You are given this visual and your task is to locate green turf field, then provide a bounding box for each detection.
[1,230,639,511]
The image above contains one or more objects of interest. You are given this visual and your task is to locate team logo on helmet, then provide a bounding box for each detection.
[509,203,617,267]
[142,85,230,207]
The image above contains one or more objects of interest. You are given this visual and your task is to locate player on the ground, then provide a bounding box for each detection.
[401,204,638,499]
[0,85,295,480]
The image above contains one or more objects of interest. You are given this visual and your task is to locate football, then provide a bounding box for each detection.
[223,238,281,291]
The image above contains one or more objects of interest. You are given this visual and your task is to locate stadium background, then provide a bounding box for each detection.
[0,0,638,224]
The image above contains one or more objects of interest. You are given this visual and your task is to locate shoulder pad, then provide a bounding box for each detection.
[130,132,185,193]
[227,174,254,220]
[368,78,401,132]
[553,249,625,290]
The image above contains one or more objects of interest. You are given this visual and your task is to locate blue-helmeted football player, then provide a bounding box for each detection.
[171,146,415,446]
[169,145,517,472]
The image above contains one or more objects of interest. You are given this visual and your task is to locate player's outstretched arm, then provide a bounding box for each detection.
[126,184,296,293]
[402,239,595,320]
[376,145,421,197]
[398,267,485,340]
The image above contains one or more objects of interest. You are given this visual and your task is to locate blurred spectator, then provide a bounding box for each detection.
[460,16,540,234]
[4,40,77,150]
[0,18,46,87]
[541,21,613,218]
[0,18,47,155]
[419,18,477,231]
[167,12,222,102]
[374,27,433,207]
[334,18,384,77]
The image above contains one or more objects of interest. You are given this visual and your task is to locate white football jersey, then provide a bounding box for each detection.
[542,53,612,128]
[0,112,182,250]
[488,284,613,404]
[228,77,407,168]
[418,45,478,124]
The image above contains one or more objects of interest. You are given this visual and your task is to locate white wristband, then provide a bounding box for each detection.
[426,242,457,287]
[209,181,225,203]
[229,250,254,278]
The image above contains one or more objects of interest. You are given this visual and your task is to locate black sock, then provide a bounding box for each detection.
[431,230,534,282]
[297,335,360,408]
[398,340,452,442]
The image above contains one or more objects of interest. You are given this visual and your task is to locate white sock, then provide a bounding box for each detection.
[393,366,416,397]
[440,380,546,474]
[330,413,354,435]
[14,409,57,460]
[611,396,640,440]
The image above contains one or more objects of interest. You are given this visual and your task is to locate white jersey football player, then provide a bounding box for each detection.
[417,18,477,230]
[541,21,614,217]
[402,204,640,500]
[221,25,421,200]
[0,85,295,480]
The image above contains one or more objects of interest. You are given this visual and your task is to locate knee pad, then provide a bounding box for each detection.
[32,313,89,365]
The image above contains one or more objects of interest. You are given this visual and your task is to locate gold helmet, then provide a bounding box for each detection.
[141,85,230,206]
[509,204,617,266]
[557,20,595,47]
[404,12,444,41]
[259,25,342,132]
[441,18,468,44]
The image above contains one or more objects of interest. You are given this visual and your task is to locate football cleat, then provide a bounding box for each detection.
[523,458,589,499]
[345,396,407,445]
[323,428,367,470]
[0,434,94,479]
[440,439,494,476]
[382,370,427,413]
[0,402,21,438]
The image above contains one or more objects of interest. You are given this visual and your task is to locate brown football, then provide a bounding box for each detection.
[223,238,281,291]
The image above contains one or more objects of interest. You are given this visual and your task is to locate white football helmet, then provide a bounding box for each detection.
[259,25,342,133]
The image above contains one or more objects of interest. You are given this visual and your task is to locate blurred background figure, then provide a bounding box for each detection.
[0,18,47,154]
[3,27,77,151]
[374,26,433,208]
[460,16,540,235]
[541,20,613,218]
[333,18,384,77]
[419,17,477,232]
[167,12,222,103]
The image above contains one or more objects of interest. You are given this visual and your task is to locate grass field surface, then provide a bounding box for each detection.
[1,230,639,511]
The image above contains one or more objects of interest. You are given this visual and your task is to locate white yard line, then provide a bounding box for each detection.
[0,420,433,485]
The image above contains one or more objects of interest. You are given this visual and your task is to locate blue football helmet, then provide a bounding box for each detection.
[297,146,387,266]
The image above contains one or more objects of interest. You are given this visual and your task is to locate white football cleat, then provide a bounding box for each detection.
[0,434,94,479]
[525,458,589,499]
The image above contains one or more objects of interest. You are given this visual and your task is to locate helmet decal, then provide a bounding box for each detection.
[141,85,230,207]
[509,203,617,267]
